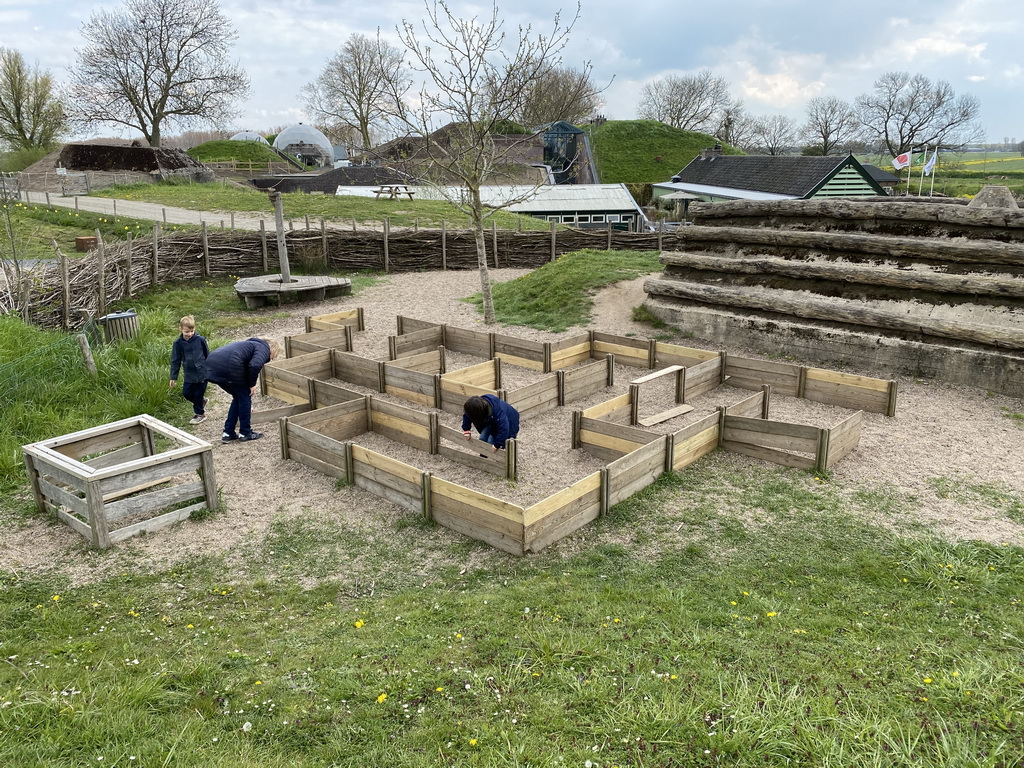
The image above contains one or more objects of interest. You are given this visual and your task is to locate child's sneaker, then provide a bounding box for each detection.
[238,432,264,442]
[222,432,239,443]
[190,414,207,425]
[202,397,209,409]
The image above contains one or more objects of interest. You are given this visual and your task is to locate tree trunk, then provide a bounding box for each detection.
[468,188,495,324]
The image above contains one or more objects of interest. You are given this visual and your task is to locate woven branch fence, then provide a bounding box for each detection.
[10,225,681,330]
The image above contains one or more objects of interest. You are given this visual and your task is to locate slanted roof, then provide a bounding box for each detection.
[669,154,884,198]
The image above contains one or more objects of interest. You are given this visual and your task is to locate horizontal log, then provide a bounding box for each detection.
[645,278,1024,350]
[661,251,1024,299]
[674,225,1024,267]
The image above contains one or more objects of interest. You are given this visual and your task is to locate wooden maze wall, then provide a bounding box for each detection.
[255,310,896,555]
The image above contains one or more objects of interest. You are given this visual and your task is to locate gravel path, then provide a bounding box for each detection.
[6,270,1023,584]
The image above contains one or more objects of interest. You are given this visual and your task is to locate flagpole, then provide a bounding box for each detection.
[917,145,929,196]
[929,152,938,196]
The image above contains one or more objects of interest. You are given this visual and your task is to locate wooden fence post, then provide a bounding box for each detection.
[383,217,390,272]
[321,218,328,268]
[59,248,70,330]
[441,220,447,270]
[492,219,498,268]
[151,223,160,287]
[550,220,557,261]
[125,232,133,297]
[201,221,210,277]
[77,333,97,378]
[95,229,106,318]
[259,219,268,271]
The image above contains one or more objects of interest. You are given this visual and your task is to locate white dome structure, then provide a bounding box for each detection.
[230,130,269,144]
[272,123,334,166]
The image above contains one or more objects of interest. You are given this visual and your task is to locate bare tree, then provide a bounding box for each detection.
[714,101,755,149]
[802,96,859,155]
[304,33,409,154]
[65,0,249,147]
[637,70,731,133]
[855,71,981,156]
[499,63,604,127]
[0,47,66,151]
[751,114,799,155]
[389,0,585,324]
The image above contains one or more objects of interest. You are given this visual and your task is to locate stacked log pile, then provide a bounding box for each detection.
[643,197,1024,394]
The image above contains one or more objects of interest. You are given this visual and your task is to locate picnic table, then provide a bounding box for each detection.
[374,184,415,200]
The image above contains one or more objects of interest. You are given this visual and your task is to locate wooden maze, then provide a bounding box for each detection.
[252,308,899,555]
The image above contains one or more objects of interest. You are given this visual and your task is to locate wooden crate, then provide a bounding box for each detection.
[22,415,217,549]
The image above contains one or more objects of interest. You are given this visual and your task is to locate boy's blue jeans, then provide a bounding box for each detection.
[181,381,208,415]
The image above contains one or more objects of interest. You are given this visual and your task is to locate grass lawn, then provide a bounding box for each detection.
[1,256,1021,767]
[92,181,555,231]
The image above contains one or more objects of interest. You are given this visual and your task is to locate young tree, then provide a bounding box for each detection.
[636,70,731,133]
[855,71,981,156]
[802,96,859,155]
[0,47,66,151]
[304,33,410,154]
[750,114,799,155]
[714,101,755,149]
[389,0,586,324]
[66,0,249,147]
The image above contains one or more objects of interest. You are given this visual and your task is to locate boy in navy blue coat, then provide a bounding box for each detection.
[169,315,210,425]
[206,337,281,443]
[462,395,520,454]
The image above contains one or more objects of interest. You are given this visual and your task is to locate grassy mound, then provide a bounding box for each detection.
[187,139,280,164]
[590,119,741,183]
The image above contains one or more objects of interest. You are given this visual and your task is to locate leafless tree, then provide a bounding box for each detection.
[304,33,409,154]
[637,70,731,133]
[751,114,799,155]
[801,96,860,155]
[389,0,585,324]
[497,63,604,127]
[0,47,66,151]
[65,0,249,147]
[855,71,981,156]
[714,101,755,149]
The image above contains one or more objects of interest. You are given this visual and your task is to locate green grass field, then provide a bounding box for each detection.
[1,202,1022,767]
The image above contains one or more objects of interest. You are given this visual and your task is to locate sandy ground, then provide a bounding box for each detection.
[6,270,1024,584]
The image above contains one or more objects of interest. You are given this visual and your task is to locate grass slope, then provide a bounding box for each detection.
[590,120,741,183]
[187,139,280,164]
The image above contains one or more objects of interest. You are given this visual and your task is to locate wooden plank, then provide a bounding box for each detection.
[104,481,204,522]
[354,459,422,500]
[26,454,88,488]
[313,379,363,406]
[523,472,602,525]
[723,425,819,454]
[396,315,439,334]
[725,415,820,439]
[269,349,333,375]
[288,446,348,480]
[580,430,644,457]
[430,476,525,523]
[56,508,92,540]
[388,348,443,373]
[580,416,660,444]
[333,351,382,389]
[52,424,146,461]
[494,352,545,371]
[353,472,421,514]
[802,378,889,413]
[582,392,632,419]
[443,326,491,357]
[290,397,367,428]
[351,444,423,485]
[287,422,352,456]
[580,442,625,463]
[430,506,524,555]
[672,425,719,470]
[96,453,203,495]
[524,473,603,548]
[107,504,199,543]
[725,391,766,418]
[82,442,147,469]
[638,403,694,426]
[383,364,436,393]
[437,445,508,476]
[592,340,649,365]
[805,367,889,392]
[607,439,666,506]
[251,403,312,425]
[725,440,817,470]
[655,342,719,368]
[631,365,684,385]
[36,476,87,515]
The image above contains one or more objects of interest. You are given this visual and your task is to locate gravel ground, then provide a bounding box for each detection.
[6,270,1023,584]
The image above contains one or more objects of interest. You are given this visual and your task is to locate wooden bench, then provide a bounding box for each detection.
[234,274,352,308]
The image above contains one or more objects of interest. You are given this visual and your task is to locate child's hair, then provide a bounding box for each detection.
[179,315,196,330]
[259,337,284,360]
[464,396,492,431]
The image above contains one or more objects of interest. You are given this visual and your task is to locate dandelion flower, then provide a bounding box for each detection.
[377,693,388,704]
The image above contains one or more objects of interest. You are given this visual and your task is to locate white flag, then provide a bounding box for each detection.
[923,150,938,176]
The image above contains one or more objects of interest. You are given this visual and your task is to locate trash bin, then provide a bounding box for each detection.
[98,309,140,343]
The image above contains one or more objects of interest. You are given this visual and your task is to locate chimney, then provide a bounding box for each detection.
[699,143,724,160]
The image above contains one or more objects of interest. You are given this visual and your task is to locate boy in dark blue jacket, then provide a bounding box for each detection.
[462,395,520,454]
[169,315,210,425]
[206,337,282,443]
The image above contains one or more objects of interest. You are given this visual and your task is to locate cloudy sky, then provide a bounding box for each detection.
[1,0,1020,144]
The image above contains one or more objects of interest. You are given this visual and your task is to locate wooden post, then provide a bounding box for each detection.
[492,219,498,268]
[95,229,106,318]
[505,438,517,482]
[571,410,582,449]
[74,196,79,211]
[629,384,640,426]
[383,217,390,272]
[270,191,291,284]
[414,218,419,232]
[230,212,235,231]
[201,221,210,277]
[761,384,771,419]
[305,214,310,230]
[717,406,727,448]
[352,218,356,233]
[162,207,167,224]
[20,276,30,323]
[125,231,133,297]
[321,218,328,268]
[199,451,218,513]
[45,191,50,206]
[607,221,613,250]
[599,467,609,516]
[422,471,432,521]
[112,198,117,217]
[550,220,557,261]
[151,223,160,287]
[441,220,447,270]
[815,429,830,474]
[886,381,899,418]
[85,480,110,549]
[259,219,268,271]
[280,417,291,459]
[59,247,70,330]
[664,433,675,474]
[77,333,97,378]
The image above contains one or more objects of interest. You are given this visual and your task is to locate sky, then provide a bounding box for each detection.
[1,0,1021,145]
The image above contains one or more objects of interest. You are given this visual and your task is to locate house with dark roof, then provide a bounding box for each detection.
[653,147,886,203]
